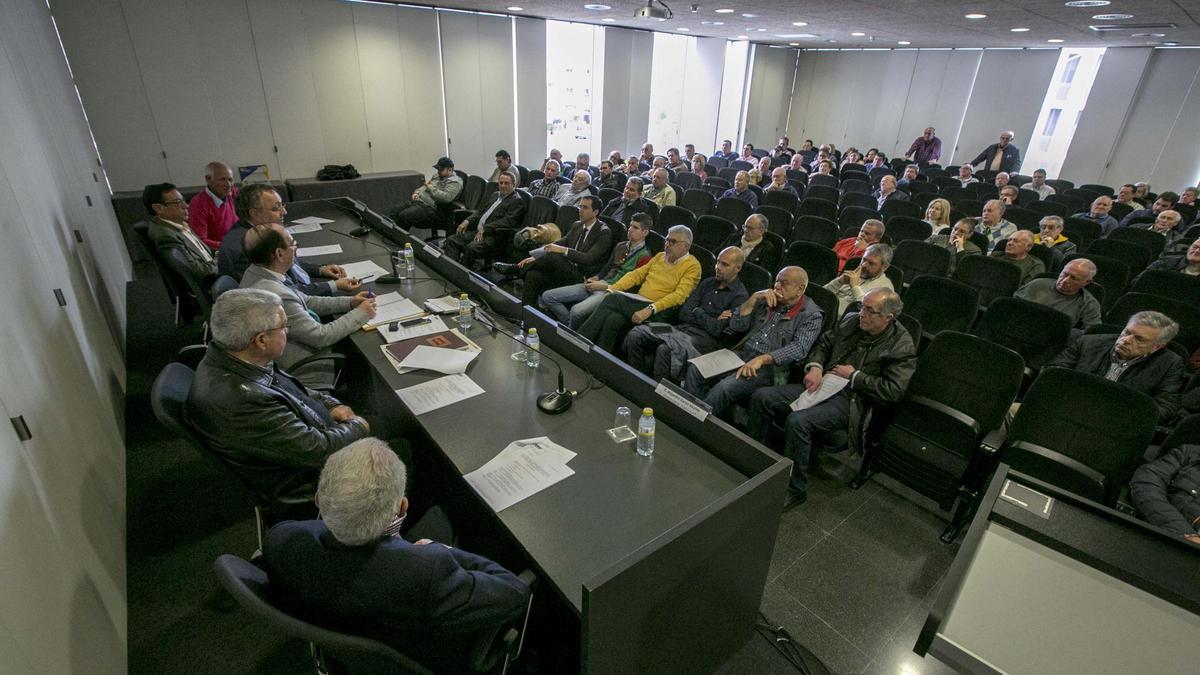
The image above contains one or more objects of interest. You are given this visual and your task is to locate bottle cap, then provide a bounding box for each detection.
[405,242,412,249]
[643,407,653,416]
[459,293,468,299]
[528,327,538,334]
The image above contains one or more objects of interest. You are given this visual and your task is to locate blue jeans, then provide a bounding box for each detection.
[539,284,606,329]
[683,354,775,417]
[748,385,851,497]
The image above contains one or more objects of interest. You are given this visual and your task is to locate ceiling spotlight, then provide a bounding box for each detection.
[792,22,808,27]
[715,8,734,13]
[1132,32,1166,37]
[583,3,611,9]
[1065,1,1110,7]
[736,35,748,39]
[1092,13,1132,20]
[713,22,723,25]
[507,6,523,10]
[898,40,911,45]
[601,18,616,22]
[1010,27,1030,32]
[1047,38,1065,42]
[789,42,799,46]
[1162,41,1178,46]
[851,32,865,36]
[634,1,671,19]
[965,13,987,19]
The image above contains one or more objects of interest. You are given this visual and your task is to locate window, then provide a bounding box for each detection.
[545,21,605,162]
[1023,48,1105,178]
[1061,54,1080,84]
[1042,108,1062,137]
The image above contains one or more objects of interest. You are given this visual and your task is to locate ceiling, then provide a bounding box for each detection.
[410,0,1200,48]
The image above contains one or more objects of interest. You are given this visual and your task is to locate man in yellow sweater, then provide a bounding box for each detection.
[578,225,702,352]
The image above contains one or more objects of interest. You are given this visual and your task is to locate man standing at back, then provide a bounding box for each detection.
[904,127,941,166]
[187,161,239,250]
[970,130,1022,174]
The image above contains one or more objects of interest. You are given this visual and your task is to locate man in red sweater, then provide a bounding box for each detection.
[187,161,239,250]
[833,219,885,272]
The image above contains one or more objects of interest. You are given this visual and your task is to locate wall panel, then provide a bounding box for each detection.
[601,27,653,157]
[300,0,372,171]
[514,16,547,169]
[954,49,1058,168]
[744,47,796,148]
[439,11,516,177]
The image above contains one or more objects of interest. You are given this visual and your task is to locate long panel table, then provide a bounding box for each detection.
[282,199,791,673]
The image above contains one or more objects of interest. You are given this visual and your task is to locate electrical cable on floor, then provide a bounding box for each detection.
[755,611,832,675]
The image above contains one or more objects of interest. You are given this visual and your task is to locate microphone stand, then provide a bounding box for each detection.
[321,198,372,236]
[475,308,574,415]
[327,228,406,285]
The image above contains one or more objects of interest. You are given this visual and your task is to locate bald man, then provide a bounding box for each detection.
[188,161,239,249]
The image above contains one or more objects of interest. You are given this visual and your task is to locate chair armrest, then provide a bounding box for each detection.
[909,395,981,436]
[980,427,1007,455]
[286,353,347,390]
[177,344,207,369]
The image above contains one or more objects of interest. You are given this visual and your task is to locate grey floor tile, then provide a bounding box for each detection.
[864,577,956,675]
[777,536,925,657]
[795,467,881,532]
[766,510,826,583]
[760,579,872,675]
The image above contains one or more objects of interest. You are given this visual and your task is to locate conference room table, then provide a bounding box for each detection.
[280,198,791,674]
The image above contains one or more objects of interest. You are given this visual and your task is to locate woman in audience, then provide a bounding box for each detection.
[926,217,982,272]
[691,154,708,182]
[924,198,952,230]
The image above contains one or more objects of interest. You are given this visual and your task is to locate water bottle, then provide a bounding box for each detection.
[636,407,656,457]
[511,320,526,361]
[525,328,541,368]
[403,243,415,276]
[456,293,472,329]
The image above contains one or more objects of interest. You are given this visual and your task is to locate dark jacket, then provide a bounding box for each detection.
[677,277,749,349]
[469,191,526,234]
[1131,255,1191,287]
[806,315,918,451]
[148,216,217,282]
[721,233,781,271]
[264,519,529,673]
[600,196,653,226]
[1130,444,1200,537]
[216,218,334,296]
[185,345,369,502]
[555,220,613,278]
[1046,334,1185,424]
[969,142,1022,173]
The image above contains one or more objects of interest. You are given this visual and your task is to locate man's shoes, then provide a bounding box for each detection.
[492,262,520,278]
[782,491,807,512]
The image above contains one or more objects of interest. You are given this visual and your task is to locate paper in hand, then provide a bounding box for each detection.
[789,373,849,411]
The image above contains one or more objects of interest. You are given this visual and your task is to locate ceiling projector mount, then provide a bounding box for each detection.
[635,0,673,20]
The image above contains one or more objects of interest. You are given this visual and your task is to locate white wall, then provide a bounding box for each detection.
[0,0,130,671]
[955,49,1060,168]
[440,10,517,177]
[600,27,653,158]
[744,46,797,149]
[514,16,547,169]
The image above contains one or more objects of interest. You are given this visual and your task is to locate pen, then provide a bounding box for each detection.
[358,275,375,283]
[400,317,431,328]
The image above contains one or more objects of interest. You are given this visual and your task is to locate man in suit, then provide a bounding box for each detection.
[144,182,217,285]
[186,288,371,504]
[263,438,530,673]
[872,175,908,210]
[443,172,526,269]
[969,130,1022,174]
[1120,192,1179,228]
[495,195,613,306]
[540,213,653,328]
[240,223,376,387]
[217,183,356,297]
[186,161,239,250]
[722,214,779,271]
[601,176,652,226]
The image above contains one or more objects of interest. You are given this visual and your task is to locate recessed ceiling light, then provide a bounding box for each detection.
[736,35,747,39]
[789,42,799,46]
[776,33,817,38]
[1092,13,1132,20]
[742,13,758,18]
[677,27,689,31]
[506,6,523,10]
[1132,32,1166,37]
[1047,38,1065,43]
[792,22,808,27]
[1010,27,1030,32]
[601,18,615,22]
[583,3,611,9]
[1065,1,1109,7]
[965,13,987,19]
[715,8,734,13]
[1162,41,1178,46]
[713,22,723,25]
[851,32,865,36]
[898,41,911,45]
[826,39,837,43]
[757,28,767,32]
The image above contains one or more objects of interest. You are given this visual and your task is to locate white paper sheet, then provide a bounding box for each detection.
[425,295,475,314]
[464,438,577,512]
[616,291,651,302]
[366,292,424,327]
[296,244,342,257]
[286,222,323,234]
[339,260,390,281]
[380,315,448,343]
[789,374,850,411]
[688,348,746,379]
[395,374,484,415]
[398,344,479,375]
[291,216,335,226]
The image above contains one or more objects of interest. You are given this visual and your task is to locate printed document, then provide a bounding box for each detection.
[688,348,745,379]
[286,222,323,234]
[464,437,577,512]
[395,374,484,416]
[291,216,334,226]
[789,374,849,411]
[398,344,479,375]
[366,293,424,328]
[339,260,390,281]
[381,315,448,343]
[295,244,342,257]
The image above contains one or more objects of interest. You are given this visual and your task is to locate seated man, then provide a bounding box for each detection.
[1032,215,1075,262]
[573,152,599,179]
[531,161,562,199]
[495,195,612,307]
[926,218,982,273]
[1014,258,1102,329]
[1135,209,1184,251]
[998,184,1020,206]
[443,173,525,269]
[488,149,520,185]
[578,225,701,353]
[1129,443,1200,543]
[144,182,217,284]
[1119,191,1178,227]
[624,246,748,381]
[554,169,592,207]
[240,223,376,387]
[872,175,908,209]
[719,171,759,209]
[683,266,823,417]
[539,213,652,328]
[392,157,464,234]
[764,167,800,197]
[713,139,737,162]
[721,214,779,270]
[666,147,689,173]
[826,243,895,316]
[638,142,656,170]
[218,183,354,297]
[600,176,652,226]
[1046,310,1185,424]
[186,161,238,250]
[1134,238,1200,285]
[994,172,1010,189]
[642,168,677,209]
[264,438,530,673]
[1025,168,1055,199]
[833,219,885,272]
[748,288,917,510]
[990,230,1045,285]
[976,199,1017,249]
[186,288,371,503]
[1072,195,1120,236]
[957,164,978,187]
[596,160,620,190]
[896,164,919,189]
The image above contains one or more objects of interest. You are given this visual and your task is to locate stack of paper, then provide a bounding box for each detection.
[395,373,485,416]
[687,348,745,379]
[464,437,577,512]
[380,328,481,374]
[291,216,334,227]
[425,295,476,314]
[296,244,342,257]
[380,315,449,343]
[789,374,849,411]
[364,292,424,330]
[339,260,390,281]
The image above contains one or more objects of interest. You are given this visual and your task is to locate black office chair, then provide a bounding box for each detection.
[952,255,1022,308]
[856,331,1024,542]
[555,205,579,234]
[805,185,841,206]
[714,197,753,226]
[761,189,799,215]
[597,187,622,206]
[522,195,558,229]
[657,205,696,233]
[694,215,737,253]
[805,283,840,334]
[839,178,871,195]
[1002,368,1158,506]
[717,167,741,184]
[1027,200,1069,220]
[1002,206,1040,232]
[892,240,951,286]
[1107,227,1168,258]
[789,215,838,249]
[973,297,1071,394]
[782,241,838,286]
[1046,193,1085,215]
[1130,269,1200,306]
[807,174,838,190]
[838,191,876,212]
[1087,238,1153,274]
[681,188,715,217]
[879,199,921,223]
[903,276,979,351]
[674,172,701,191]
[1065,252,1130,310]
[691,245,716,279]
[837,206,880,233]
[939,186,973,205]
[1062,217,1102,252]
[163,247,217,330]
[884,216,932,244]
[133,221,202,326]
[211,275,239,299]
[213,554,535,675]
[796,197,838,222]
[739,262,773,294]
[754,205,794,242]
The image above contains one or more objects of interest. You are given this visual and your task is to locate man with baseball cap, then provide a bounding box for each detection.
[392,157,464,236]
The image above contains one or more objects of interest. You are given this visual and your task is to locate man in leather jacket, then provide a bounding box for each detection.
[747,288,917,510]
[186,288,370,505]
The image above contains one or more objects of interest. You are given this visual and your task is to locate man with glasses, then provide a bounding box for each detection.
[722,214,779,270]
[144,182,218,284]
[187,288,371,505]
[578,225,701,352]
[217,183,356,296]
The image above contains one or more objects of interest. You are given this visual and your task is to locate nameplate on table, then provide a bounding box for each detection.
[556,325,592,354]
[1000,480,1054,519]
[423,243,443,259]
[654,380,711,422]
[347,198,367,212]
[468,270,494,292]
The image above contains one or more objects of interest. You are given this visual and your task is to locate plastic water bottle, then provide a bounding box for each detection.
[525,328,541,368]
[403,243,415,276]
[511,321,526,361]
[636,407,656,457]
[456,293,472,329]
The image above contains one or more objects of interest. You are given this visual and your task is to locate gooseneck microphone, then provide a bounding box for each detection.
[475,308,574,415]
[321,198,372,236]
[326,228,406,284]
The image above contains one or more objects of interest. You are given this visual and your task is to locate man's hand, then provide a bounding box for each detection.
[319,264,346,279]
[410,190,421,201]
[456,220,469,235]
[803,366,823,392]
[631,306,654,324]
[830,364,855,379]
[585,279,609,292]
[351,292,378,318]
[473,229,484,243]
[517,256,536,269]
[756,288,780,309]
[335,277,362,293]
[545,243,567,254]
[853,236,868,252]
[717,309,733,321]
[413,538,434,545]
[841,268,862,288]
[329,405,356,422]
[1185,534,1200,545]
[736,354,770,379]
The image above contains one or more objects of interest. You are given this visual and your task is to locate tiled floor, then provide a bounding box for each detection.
[759,450,961,674]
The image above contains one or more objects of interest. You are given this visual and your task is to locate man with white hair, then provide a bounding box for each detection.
[976,199,1018,248]
[555,169,593,207]
[186,288,370,503]
[187,160,239,249]
[826,243,894,316]
[969,130,1022,174]
[1014,258,1102,329]
[1072,195,1120,236]
[991,230,1045,285]
[1026,169,1055,199]
[263,438,530,672]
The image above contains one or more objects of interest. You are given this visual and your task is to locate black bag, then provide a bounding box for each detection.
[316,164,361,181]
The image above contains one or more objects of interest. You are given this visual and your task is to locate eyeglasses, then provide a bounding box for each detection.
[860,305,888,317]
[161,200,186,207]
[263,323,289,334]
[665,238,686,245]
